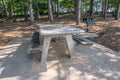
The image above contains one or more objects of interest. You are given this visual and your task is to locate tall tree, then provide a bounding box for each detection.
[76,0,81,25]
[115,0,120,19]
[103,0,108,19]
[34,0,40,20]
[47,0,53,21]
[56,0,59,17]
[2,0,8,19]
[89,0,94,16]
[24,0,29,21]
[29,0,34,23]
[9,0,13,19]
[74,0,76,14]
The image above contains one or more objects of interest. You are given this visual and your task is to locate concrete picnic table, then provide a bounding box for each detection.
[39,24,85,62]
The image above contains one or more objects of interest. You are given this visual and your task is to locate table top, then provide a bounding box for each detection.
[39,24,85,36]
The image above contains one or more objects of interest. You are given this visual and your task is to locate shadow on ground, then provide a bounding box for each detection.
[0,37,120,80]
[0,38,47,80]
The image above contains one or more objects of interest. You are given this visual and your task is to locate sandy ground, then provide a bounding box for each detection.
[0,37,120,80]
[0,14,120,51]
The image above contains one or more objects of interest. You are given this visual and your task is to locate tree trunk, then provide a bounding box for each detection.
[12,0,17,21]
[103,0,108,19]
[29,0,34,23]
[115,0,120,20]
[24,0,28,21]
[2,0,8,19]
[24,10,28,21]
[9,2,13,19]
[9,0,15,19]
[102,1,104,15]
[89,0,94,17]
[34,0,40,20]
[56,0,59,17]
[48,0,53,21]
[74,0,77,15]
[76,0,81,25]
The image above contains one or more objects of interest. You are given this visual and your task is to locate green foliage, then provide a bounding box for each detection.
[108,0,118,6]
[38,2,47,14]
[60,0,75,12]
[82,0,90,12]
[0,0,119,18]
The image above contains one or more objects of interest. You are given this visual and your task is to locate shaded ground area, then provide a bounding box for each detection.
[0,14,120,51]
[0,37,120,80]
[91,19,120,52]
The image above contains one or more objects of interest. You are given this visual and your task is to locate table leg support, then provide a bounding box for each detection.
[65,35,74,58]
[41,37,51,62]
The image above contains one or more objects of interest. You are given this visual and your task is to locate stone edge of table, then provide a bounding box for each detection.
[39,24,85,36]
